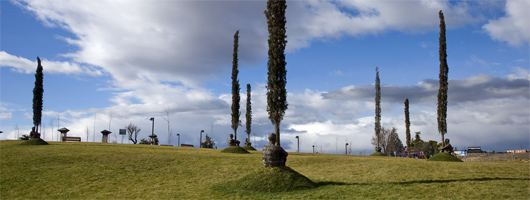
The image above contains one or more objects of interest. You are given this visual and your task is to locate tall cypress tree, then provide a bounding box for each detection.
[231,30,241,143]
[404,98,411,156]
[437,10,449,149]
[245,84,252,140]
[374,67,381,152]
[265,0,288,146]
[32,57,44,138]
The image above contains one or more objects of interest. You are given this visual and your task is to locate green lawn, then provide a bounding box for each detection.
[1,140,528,199]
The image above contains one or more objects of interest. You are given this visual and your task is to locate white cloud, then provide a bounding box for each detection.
[0,51,102,76]
[483,0,530,46]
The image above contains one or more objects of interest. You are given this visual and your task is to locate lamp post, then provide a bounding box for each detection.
[345,143,349,155]
[150,117,154,145]
[312,145,315,153]
[295,136,299,153]
[177,133,180,147]
[199,130,204,148]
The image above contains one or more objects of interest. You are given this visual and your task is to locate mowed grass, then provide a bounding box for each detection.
[1,140,528,199]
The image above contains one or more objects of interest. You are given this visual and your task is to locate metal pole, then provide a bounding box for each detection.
[200,130,204,148]
[295,135,300,153]
[150,117,154,145]
[177,133,180,147]
[312,145,315,153]
[345,143,349,155]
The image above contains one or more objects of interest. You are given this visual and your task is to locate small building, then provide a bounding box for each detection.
[507,149,529,153]
[467,147,483,153]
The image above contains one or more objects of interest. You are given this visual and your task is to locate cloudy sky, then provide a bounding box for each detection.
[1,0,529,154]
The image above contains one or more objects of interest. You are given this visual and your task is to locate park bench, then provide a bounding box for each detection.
[181,144,194,147]
[63,136,81,142]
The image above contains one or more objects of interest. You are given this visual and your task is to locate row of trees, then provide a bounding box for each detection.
[372,10,450,156]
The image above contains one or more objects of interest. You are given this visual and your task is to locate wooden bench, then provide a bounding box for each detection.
[63,136,81,142]
[181,144,194,147]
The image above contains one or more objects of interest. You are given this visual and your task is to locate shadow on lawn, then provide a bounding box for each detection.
[317,177,530,187]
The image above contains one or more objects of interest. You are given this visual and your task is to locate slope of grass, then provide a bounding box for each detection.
[1,140,528,199]
[242,145,257,151]
[218,166,316,192]
[221,145,250,154]
[20,138,49,145]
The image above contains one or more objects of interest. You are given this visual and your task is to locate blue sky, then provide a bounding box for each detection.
[1,0,529,153]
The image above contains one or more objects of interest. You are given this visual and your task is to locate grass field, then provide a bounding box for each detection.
[1,140,528,199]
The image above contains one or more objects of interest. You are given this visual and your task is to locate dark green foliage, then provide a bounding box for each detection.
[218,166,316,192]
[231,30,241,141]
[374,67,381,152]
[404,98,411,155]
[19,135,30,140]
[32,57,44,136]
[245,84,252,140]
[437,10,449,147]
[385,127,404,155]
[428,152,462,162]
[20,138,49,145]
[242,145,256,151]
[221,146,250,154]
[265,0,288,146]
[139,138,150,144]
[202,134,215,148]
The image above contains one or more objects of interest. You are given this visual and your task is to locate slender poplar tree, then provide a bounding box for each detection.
[374,67,381,152]
[437,10,449,149]
[404,98,411,156]
[32,57,44,138]
[245,84,252,141]
[231,30,241,143]
[265,0,288,146]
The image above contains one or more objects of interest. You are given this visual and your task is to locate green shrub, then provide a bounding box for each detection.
[428,152,462,162]
[221,146,250,154]
[218,166,316,192]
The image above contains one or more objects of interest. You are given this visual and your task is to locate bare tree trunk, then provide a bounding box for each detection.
[275,122,280,146]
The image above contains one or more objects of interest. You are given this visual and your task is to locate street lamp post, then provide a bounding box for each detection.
[150,117,154,145]
[177,133,180,147]
[199,130,204,148]
[312,145,315,153]
[345,143,349,155]
[295,136,299,153]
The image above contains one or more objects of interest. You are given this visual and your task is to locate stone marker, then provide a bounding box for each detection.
[262,133,288,167]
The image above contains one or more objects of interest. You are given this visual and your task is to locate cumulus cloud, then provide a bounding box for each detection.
[0,51,102,75]
[322,72,530,103]
[483,0,530,46]
[10,0,485,87]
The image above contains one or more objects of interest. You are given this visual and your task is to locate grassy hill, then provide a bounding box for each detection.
[1,140,528,199]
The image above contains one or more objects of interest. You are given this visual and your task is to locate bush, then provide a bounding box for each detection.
[217,166,316,192]
[221,146,250,154]
[428,152,462,162]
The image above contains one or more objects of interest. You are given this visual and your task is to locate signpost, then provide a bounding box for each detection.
[119,129,126,144]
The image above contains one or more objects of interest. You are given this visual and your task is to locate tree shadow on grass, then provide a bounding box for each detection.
[316,177,530,187]
[394,177,530,185]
